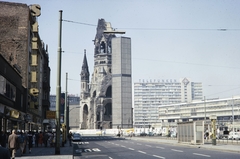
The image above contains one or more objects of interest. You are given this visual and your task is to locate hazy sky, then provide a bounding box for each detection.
[6,0,240,99]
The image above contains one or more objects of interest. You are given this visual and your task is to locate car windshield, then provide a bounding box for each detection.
[73,134,80,137]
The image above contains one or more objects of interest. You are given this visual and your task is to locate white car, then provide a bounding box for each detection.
[228,132,240,140]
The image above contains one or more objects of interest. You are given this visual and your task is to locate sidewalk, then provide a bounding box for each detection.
[130,136,240,153]
[14,144,74,159]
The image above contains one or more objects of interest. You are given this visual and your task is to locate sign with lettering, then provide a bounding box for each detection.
[46,111,56,119]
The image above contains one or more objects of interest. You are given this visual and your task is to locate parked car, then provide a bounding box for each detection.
[148,132,156,136]
[72,133,82,142]
[228,132,240,140]
[170,131,177,138]
[140,132,148,136]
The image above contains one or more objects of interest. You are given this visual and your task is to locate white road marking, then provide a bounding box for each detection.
[138,150,146,154]
[92,148,101,152]
[146,144,152,147]
[84,149,92,152]
[115,144,119,146]
[121,145,126,148]
[153,155,166,159]
[193,153,211,157]
[128,148,135,150]
[171,149,183,152]
[109,157,113,159]
[156,146,165,149]
[137,143,142,145]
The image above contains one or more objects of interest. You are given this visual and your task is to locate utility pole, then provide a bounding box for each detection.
[232,97,234,132]
[64,72,69,138]
[204,96,206,122]
[55,10,62,155]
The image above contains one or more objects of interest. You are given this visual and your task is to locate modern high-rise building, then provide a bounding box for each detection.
[134,78,202,128]
[112,37,132,129]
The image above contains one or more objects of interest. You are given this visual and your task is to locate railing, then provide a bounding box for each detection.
[205,138,240,145]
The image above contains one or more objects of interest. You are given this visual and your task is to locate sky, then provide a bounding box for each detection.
[5,0,240,99]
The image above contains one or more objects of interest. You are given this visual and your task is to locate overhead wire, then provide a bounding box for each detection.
[62,19,240,31]
[62,19,240,96]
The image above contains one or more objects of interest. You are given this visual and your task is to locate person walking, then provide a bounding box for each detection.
[0,145,10,159]
[27,131,33,153]
[35,131,39,147]
[68,131,72,146]
[8,129,18,159]
[18,132,25,156]
[23,131,28,154]
[43,132,49,147]
[0,131,7,147]
[38,131,43,146]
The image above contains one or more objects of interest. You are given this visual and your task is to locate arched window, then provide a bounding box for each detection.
[100,41,106,53]
[92,91,96,98]
[105,86,111,97]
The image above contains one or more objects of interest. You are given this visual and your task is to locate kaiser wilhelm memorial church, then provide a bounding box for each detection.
[79,19,133,129]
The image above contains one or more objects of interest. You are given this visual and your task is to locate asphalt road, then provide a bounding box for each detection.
[79,136,240,159]
[13,136,240,159]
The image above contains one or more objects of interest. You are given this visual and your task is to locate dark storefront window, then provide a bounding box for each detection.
[0,75,16,101]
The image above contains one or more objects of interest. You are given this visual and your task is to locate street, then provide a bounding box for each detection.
[15,136,240,159]
[80,137,239,159]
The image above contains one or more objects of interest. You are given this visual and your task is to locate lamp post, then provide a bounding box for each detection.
[55,10,63,155]
[204,96,206,122]
[64,72,69,145]
[232,97,234,132]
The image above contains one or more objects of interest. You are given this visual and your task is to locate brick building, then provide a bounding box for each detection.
[0,1,50,132]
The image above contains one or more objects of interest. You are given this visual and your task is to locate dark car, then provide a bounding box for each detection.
[72,133,82,142]
[140,132,148,136]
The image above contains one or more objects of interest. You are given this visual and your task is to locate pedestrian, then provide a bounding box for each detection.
[68,131,72,146]
[23,131,28,154]
[38,131,43,146]
[0,131,7,147]
[0,145,10,159]
[32,132,36,147]
[28,131,33,153]
[35,131,39,147]
[130,131,133,139]
[43,132,49,147]
[18,132,25,156]
[8,129,18,159]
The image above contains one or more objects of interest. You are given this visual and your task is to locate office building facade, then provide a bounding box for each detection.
[159,96,240,132]
[134,78,202,128]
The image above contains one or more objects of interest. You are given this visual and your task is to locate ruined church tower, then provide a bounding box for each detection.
[80,19,133,129]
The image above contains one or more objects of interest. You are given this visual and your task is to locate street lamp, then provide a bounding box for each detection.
[64,72,68,147]
[55,10,63,155]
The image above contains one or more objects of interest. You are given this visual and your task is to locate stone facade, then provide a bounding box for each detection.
[0,1,50,131]
[80,19,133,129]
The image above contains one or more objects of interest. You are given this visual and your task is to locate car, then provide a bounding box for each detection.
[148,132,156,136]
[228,132,240,140]
[140,132,148,136]
[72,133,82,142]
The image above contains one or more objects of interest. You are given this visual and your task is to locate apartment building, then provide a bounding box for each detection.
[134,78,202,128]
[0,2,50,131]
[159,96,240,131]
